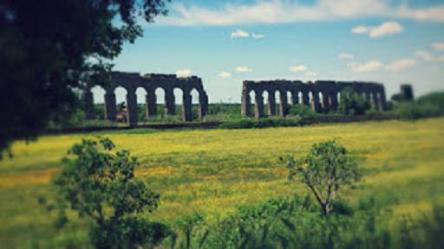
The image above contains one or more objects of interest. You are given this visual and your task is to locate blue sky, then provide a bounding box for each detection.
[101,0,444,103]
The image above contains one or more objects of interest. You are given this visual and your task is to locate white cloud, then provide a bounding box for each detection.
[305,71,317,77]
[338,53,355,60]
[289,65,308,73]
[432,42,444,51]
[351,21,403,38]
[218,71,232,78]
[235,66,253,73]
[351,26,369,34]
[348,60,383,73]
[176,69,192,78]
[396,5,444,22]
[415,49,444,62]
[251,32,265,39]
[231,29,249,39]
[385,58,416,72]
[415,50,433,61]
[369,21,403,38]
[230,29,264,39]
[157,0,444,26]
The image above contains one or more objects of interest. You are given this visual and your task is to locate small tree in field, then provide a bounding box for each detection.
[285,140,361,215]
[52,137,170,249]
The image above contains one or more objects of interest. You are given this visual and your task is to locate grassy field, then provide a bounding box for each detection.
[1,118,444,248]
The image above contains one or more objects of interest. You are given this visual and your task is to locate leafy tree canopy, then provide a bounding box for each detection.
[0,0,170,156]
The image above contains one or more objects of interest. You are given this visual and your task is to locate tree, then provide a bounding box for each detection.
[338,87,370,115]
[285,140,361,215]
[0,0,170,156]
[52,137,170,249]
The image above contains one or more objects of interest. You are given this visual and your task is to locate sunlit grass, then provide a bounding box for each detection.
[1,118,444,248]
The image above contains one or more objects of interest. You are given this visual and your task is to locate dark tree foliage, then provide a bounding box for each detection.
[0,0,170,156]
[52,137,170,249]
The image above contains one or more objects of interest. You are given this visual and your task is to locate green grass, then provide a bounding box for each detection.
[1,118,444,248]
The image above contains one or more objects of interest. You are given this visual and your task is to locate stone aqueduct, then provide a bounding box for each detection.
[83,71,209,126]
[241,80,387,118]
[83,71,391,125]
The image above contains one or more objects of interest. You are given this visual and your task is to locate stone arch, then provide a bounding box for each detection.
[189,88,200,120]
[84,85,104,120]
[135,87,147,122]
[114,86,128,109]
[262,90,270,116]
[191,88,200,104]
[91,85,105,105]
[287,91,294,106]
[297,91,303,104]
[155,87,166,116]
[173,87,184,118]
[114,85,138,127]
[174,87,184,105]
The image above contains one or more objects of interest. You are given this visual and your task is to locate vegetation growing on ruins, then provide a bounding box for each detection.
[0,118,444,248]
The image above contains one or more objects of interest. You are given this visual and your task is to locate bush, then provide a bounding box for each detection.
[219,117,302,129]
[416,91,444,113]
[51,137,170,249]
[395,102,441,120]
[288,104,316,117]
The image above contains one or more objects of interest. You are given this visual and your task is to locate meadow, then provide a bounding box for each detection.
[1,118,444,248]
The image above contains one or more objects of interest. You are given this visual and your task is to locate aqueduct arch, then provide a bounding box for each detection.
[83,71,209,127]
[241,80,387,118]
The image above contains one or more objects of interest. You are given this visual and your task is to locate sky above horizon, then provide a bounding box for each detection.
[99,0,444,104]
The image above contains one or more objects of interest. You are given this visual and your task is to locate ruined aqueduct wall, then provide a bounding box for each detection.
[83,71,209,126]
[241,80,387,118]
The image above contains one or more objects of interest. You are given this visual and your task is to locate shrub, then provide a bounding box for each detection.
[51,137,170,249]
[219,117,302,129]
[395,102,441,120]
[417,91,444,112]
[288,104,316,117]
